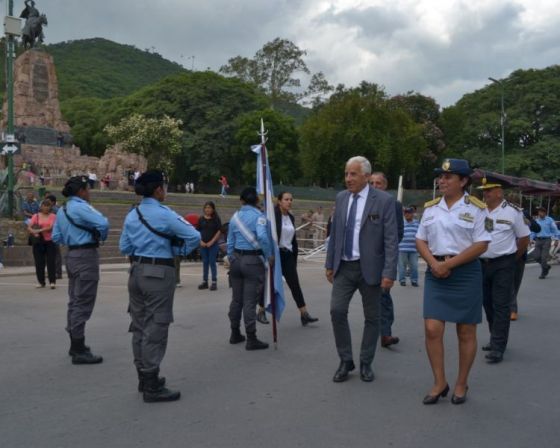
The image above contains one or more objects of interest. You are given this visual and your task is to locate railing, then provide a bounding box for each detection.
[295,221,328,261]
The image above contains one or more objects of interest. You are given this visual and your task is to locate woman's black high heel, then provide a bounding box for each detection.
[423,384,450,405]
[451,386,469,405]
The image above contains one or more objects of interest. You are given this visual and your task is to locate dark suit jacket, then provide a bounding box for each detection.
[325,186,398,285]
[274,206,298,257]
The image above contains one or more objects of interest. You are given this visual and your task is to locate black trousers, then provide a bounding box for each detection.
[511,256,526,313]
[33,240,56,285]
[279,249,306,309]
[482,253,516,353]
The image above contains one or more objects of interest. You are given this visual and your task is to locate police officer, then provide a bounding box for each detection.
[532,206,559,279]
[416,159,491,405]
[478,180,530,364]
[227,187,272,350]
[52,175,109,365]
[119,170,200,403]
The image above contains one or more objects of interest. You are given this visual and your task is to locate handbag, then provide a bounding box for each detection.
[27,215,44,246]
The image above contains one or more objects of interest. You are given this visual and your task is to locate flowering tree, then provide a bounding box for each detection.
[105,114,183,175]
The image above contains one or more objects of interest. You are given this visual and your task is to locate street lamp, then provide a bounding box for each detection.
[488,77,506,174]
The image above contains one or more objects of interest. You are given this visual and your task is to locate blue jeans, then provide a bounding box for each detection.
[201,244,219,282]
[398,251,418,283]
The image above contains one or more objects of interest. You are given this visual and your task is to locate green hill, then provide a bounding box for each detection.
[0,37,186,102]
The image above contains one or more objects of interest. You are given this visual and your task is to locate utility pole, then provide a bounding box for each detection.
[3,0,20,218]
[489,77,506,174]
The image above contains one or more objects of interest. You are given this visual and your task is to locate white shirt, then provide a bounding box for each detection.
[279,214,295,251]
[342,184,370,261]
[481,200,530,259]
[416,194,491,255]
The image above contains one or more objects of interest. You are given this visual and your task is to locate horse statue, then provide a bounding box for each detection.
[20,1,47,49]
[21,13,47,49]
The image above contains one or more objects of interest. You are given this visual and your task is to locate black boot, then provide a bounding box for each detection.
[301,312,319,326]
[142,370,181,403]
[246,332,269,351]
[70,337,103,365]
[137,369,166,392]
[68,334,90,356]
[229,328,246,344]
[198,281,209,290]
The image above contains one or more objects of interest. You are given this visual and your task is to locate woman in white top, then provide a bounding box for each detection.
[260,191,318,326]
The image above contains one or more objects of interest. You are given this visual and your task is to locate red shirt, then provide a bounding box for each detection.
[30,213,56,241]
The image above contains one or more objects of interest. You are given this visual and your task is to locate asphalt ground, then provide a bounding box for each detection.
[1,260,559,448]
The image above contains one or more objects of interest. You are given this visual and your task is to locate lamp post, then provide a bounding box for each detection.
[489,77,506,174]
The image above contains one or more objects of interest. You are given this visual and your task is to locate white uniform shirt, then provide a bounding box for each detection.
[416,194,491,255]
[480,200,530,259]
[279,214,295,251]
[342,184,370,261]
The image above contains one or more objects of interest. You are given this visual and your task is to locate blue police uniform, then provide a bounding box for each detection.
[52,177,110,364]
[119,173,200,402]
[531,213,559,278]
[227,203,272,348]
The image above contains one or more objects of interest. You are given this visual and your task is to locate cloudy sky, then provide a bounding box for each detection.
[16,0,560,106]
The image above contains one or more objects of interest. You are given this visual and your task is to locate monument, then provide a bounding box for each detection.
[0,1,146,187]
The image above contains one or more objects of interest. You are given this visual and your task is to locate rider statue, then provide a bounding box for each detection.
[20,0,47,49]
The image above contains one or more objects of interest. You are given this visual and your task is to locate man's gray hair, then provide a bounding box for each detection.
[346,156,372,175]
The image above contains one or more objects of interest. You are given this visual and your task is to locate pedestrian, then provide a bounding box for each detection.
[532,206,559,279]
[369,171,404,348]
[22,191,39,225]
[477,180,530,364]
[52,175,110,365]
[398,207,420,287]
[227,187,273,350]
[416,159,491,405]
[326,156,398,383]
[272,191,319,325]
[311,206,325,247]
[219,175,229,197]
[197,201,222,291]
[27,199,57,289]
[119,170,201,403]
[510,209,541,320]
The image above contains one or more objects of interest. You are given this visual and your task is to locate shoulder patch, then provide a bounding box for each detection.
[467,195,487,209]
[505,201,523,212]
[257,217,267,225]
[424,197,442,208]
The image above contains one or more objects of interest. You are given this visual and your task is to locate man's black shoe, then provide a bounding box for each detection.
[481,342,492,351]
[246,332,269,350]
[485,351,504,364]
[359,362,375,382]
[142,370,180,403]
[333,360,355,382]
[229,328,246,344]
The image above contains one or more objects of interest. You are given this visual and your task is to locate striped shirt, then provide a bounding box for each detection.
[399,219,419,252]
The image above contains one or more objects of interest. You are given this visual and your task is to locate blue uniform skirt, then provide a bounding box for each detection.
[423,259,483,324]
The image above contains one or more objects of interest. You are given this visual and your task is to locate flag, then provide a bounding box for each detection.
[251,143,286,322]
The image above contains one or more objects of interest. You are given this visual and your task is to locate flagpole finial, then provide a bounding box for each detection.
[258,118,268,145]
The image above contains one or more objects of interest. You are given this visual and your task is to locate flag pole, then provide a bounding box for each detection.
[258,118,278,348]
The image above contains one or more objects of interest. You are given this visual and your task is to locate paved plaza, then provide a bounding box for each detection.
[1,260,559,447]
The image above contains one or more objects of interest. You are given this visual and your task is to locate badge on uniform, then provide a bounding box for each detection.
[485,217,494,232]
[496,219,512,225]
[459,212,474,223]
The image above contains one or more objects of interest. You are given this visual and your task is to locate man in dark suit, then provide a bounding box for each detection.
[326,156,399,383]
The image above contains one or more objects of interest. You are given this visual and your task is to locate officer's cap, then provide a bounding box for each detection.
[62,175,89,197]
[403,207,414,213]
[434,159,473,177]
[136,170,165,186]
[476,177,502,190]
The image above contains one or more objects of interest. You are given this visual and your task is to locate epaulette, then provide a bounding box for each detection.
[505,201,523,212]
[424,197,442,208]
[466,195,487,209]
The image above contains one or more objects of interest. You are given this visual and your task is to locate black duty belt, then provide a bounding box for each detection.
[535,237,551,240]
[234,249,263,256]
[433,255,456,261]
[68,243,99,250]
[480,253,516,264]
[131,256,175,267]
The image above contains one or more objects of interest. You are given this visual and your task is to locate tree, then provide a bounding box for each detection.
[220,37,332,108]
[230,109,301,185]
[104,114,183,174]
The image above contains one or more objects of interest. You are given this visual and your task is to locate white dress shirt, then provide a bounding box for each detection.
[279,214,295,251]
[342,184,370,261]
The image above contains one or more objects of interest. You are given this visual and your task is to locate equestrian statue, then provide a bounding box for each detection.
[20,0,48,49]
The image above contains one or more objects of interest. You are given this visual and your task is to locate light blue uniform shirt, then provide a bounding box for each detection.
[227,205,272,259]
[52,197,109,246]
[532,216,559,239]
[119,197,200,258]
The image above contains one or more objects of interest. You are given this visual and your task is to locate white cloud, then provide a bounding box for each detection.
[32,0,560,106]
